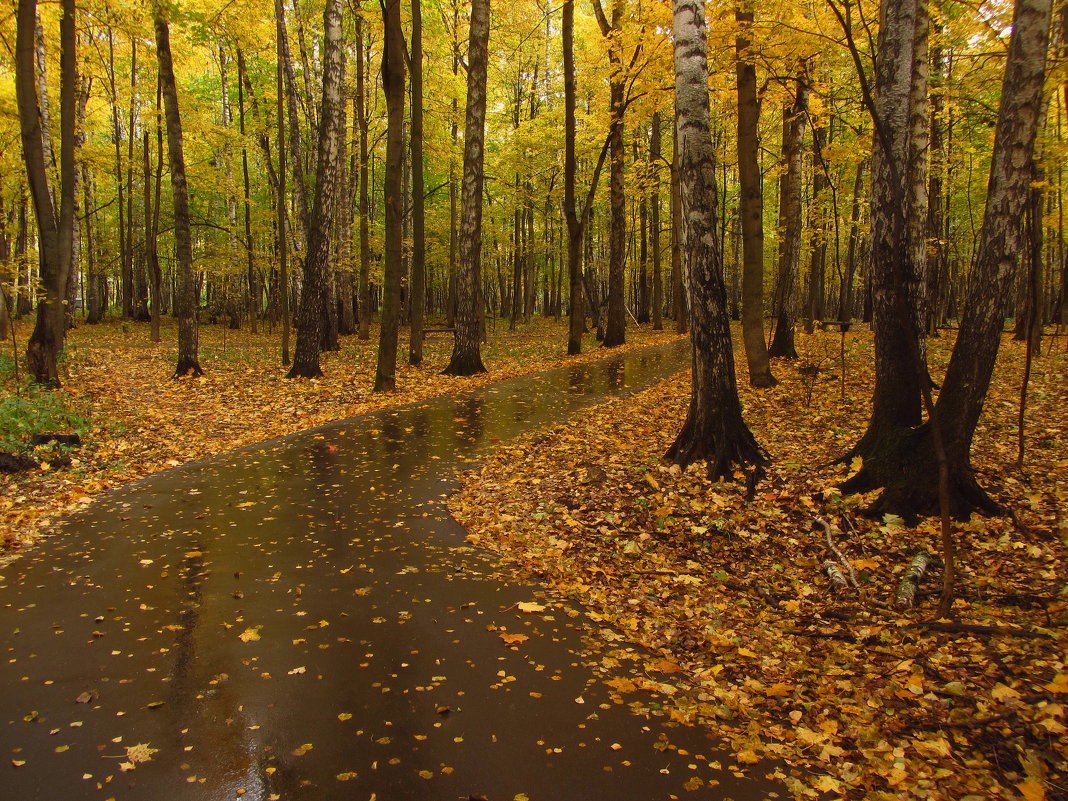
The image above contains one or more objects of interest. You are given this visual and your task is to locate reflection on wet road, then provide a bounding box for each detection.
[1,341,780,800]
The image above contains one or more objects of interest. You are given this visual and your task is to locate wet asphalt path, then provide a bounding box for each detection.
[1,341,781,800]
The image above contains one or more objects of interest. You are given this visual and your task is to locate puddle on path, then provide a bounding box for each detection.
[1,341,783,800]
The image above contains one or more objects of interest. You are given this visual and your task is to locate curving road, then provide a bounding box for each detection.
[1,341,779,800]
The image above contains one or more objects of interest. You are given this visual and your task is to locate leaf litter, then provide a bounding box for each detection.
[451,329,1067,800]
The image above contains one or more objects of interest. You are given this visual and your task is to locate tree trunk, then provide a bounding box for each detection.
[804,122,828,333]
[288,0,345,378]
[670,119,687,334]
[650,110,664,331]
[735,6,776,386]
[768,71,809,359]
[667,0,767,481]
[408,0,426,365]
[909,0,1051,517]
[374,0,407,389]
[153,0,202,378]
[236,48,259,334]
[593,0,627,347]
[839,157,866,321]
[443,0,490,375]
[356,17,372,341]
[838,0,926,499]
[563,0,584,354]
[17,0,77,385]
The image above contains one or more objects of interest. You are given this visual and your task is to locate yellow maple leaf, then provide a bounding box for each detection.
[238,627,261,643]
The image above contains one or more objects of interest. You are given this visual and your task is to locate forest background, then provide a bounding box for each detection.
[0,0,1066,797]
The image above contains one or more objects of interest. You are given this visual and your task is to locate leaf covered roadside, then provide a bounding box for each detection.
[451,330,1067,800]
[0,318,682,561]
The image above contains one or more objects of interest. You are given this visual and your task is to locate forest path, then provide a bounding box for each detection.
[0,340,779,800]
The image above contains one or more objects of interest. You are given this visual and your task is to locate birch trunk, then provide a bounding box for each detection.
[443,0,490,375]
[667,0,767,481]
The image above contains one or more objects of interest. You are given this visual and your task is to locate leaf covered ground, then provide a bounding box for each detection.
[451,328,1068,801]
[0,317,681,561]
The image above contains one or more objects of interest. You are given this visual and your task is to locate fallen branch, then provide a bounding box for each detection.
[788,629,857,642]
[910,622,1052,639]
[895,552,930,609]
[823,560,850,593]
[818,517,859,589]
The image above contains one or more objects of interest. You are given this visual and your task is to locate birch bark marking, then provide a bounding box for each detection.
[666,0,767,481]
[443,0,490,376]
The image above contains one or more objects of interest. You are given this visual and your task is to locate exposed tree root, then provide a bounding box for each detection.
[838,423,1001,521]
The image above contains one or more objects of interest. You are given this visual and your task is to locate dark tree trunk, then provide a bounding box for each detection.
[768,71,809,360]
[563,0,584,354]
[882,0,1052,518]
[593,0,627,347]
[288,0,345,378]
[408,0,426,365]
[153,0,202,377]
[804,122,828,333]
[356,17,371,341]
[650,110,663,331]
[443,0,490,376]
[838,0,927,499]
[735,6,775,386]
[17,0,77,385]
[839,157,866,321]
[374,0,406,389]
[667,0,767,482]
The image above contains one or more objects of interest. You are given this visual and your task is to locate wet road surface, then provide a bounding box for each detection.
[1,341,782,800]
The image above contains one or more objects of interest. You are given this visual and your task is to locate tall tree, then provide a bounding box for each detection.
[374,0,406,390]
[287,0,346,378]
[408,0,426,365]
[872,0,1053,517]
[734,5,776,387]
[834,0,928,503]
[153,0,202,377]
[355,11,372,341]
[592,0,627,347]
[768,67,809,359]
[667,0,766,481]
[16,0,77,384]
[443,0,490,375]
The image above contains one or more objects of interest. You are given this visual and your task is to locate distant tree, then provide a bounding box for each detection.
[152,0,202,378]
[734,5,776,387]
[667,0,767,481]
[768,67,808,360]
[443,0,490,376]
[592,0,627,348]
[15,0,77,384]
[408,0,426,365]
[374,0,406,389]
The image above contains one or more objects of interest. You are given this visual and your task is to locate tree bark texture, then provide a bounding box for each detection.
[444,0,490,376]
[374,0,407,389]
[408,0,426,365]
[768,72,808,359]
[735,6,775,387]
[667,0,767,481]
[16,0,77,385]
[288,0,345,378]
[153,0,202,377]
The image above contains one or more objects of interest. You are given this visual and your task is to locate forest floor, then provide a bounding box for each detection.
[0,316,681,562]
[451,327,1068,801]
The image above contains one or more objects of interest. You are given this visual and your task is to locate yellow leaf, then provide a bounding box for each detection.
[1044,673,1068,694]
[499,632,529,646]
[238,627,261,643]
[337,713,352,721]
[1017,779,1046,801]
[335,772,358,781]
[517,602,546,613]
